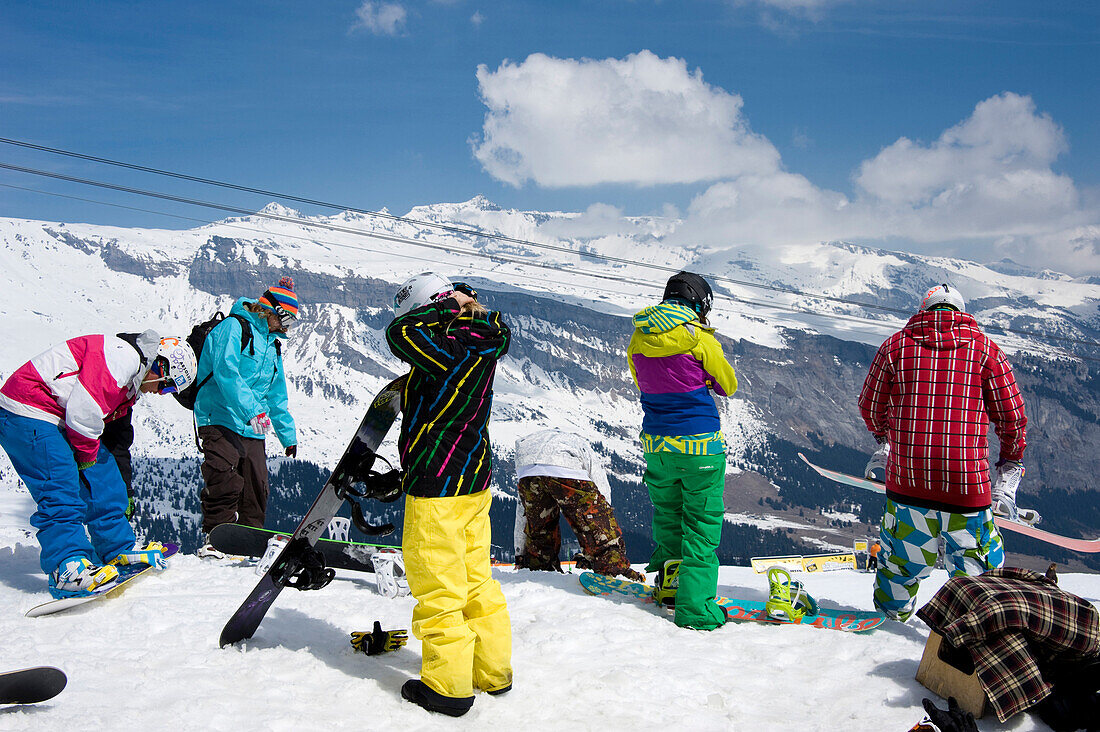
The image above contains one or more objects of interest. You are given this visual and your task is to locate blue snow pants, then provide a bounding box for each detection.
[0,408,135,574]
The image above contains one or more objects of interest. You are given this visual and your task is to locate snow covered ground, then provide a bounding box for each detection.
[2,492,1097,731]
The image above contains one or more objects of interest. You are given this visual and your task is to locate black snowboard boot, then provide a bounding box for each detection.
[401,680,474,717]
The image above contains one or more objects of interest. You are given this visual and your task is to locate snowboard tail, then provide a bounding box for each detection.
[797,452,1100,554]
[578,571,886,633]
[219,375,404,647]
[0,667,67,704]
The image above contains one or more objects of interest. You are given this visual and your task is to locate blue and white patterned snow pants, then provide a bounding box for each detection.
[873,497,1004,621]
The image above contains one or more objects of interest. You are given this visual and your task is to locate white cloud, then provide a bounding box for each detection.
[855,93,1068,205]
[471,10,485,26]
[993,225,1100,277]
[351,2,407,35]
[471,52,1098,274]
[674,92,1097,273]
[472,51,782,187]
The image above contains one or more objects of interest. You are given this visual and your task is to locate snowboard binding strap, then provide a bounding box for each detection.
[269,538,336,591]
[332,456,398,537]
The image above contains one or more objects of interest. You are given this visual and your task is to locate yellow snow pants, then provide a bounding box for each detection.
[403,489,513,698]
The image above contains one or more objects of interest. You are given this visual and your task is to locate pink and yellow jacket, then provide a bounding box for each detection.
[0,334,152,464]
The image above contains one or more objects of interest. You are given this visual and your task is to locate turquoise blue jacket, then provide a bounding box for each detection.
[194,298,296,447]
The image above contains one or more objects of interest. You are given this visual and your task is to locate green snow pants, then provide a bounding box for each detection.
[643,450,727,630]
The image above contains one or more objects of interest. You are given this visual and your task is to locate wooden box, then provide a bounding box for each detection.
[915,631,988,719]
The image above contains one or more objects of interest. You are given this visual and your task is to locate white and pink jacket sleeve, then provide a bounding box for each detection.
[0,335,144,464]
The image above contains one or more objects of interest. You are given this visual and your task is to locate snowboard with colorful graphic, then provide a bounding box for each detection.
[0,666,67,704]
[219,374,404,647]
[208,523,399,573]
[578,571,886,632]
[797,452,1100,553]
[25,543,181,618]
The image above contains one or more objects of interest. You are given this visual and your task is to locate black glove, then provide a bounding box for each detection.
[371,469,404,503]
[919,697,978,732]
[451,281,478,300]
[351,621,408,656]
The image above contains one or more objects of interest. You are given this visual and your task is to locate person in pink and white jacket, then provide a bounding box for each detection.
[0,330,197,598]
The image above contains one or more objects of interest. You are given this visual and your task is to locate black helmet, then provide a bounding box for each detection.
[663,271,713,317]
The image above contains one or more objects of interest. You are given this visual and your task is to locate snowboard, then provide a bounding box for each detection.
[219,375,404,647]
[26,543,181,618]
[0,667,67,705]
[798,452,1100,553]
[208,523,399,573]
[578,571,887,633]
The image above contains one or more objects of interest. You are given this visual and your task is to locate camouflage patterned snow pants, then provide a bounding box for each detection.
[516,476,640,580]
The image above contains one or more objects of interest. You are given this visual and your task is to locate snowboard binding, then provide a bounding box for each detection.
[269,537,336,591]
[654,559,681,608]
[332,455,399,537]
[371,548,410,598]
[765,566,819,622]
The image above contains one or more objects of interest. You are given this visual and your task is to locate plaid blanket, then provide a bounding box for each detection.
[916,567,1100,722]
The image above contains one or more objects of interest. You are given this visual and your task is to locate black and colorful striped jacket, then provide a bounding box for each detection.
[385,297,510,498]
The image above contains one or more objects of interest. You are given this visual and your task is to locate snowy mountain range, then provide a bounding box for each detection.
[1,199,1097,569]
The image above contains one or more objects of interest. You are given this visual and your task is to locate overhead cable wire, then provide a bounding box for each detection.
[0,181,928,349]
[2,160,1099,355]
[0,136,911,316]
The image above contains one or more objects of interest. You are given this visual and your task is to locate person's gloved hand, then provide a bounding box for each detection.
[350,621,408,656]
[285,445,297,458]
[915,697,978,732]
[125,496,137,520]
[864,440,890,481]
[77,459,97,471]
[992,460,1024,508]
[249,413,273,435]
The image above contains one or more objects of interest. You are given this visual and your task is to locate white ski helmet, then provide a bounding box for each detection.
[392,272,454,318]
[919,283,965,313]
[153,337,198,394]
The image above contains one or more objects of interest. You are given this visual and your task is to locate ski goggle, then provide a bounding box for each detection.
[261,290,299,330]
[277,310,297,330]
[149,359,181,395]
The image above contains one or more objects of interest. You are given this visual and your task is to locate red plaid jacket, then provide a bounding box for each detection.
[858,310,1026,510]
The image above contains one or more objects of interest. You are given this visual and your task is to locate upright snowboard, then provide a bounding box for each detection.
[798,452,1100,553]
[579,571,886,633]
[26,543,180,618]
[219,375,404,647]
[208,523,399,573]
[0,667,67,705]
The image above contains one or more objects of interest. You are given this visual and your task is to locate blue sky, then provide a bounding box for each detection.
[1,1,1098,273]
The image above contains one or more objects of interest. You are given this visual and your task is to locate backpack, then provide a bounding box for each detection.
[173,312,255,410]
